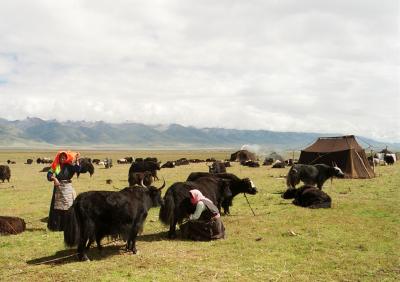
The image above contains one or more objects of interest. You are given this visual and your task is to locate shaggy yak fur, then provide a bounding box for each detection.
[0,216,26,235]
[129,160,161,181]
[64,183,165,261]
[0,165,11,182]
[77,161,95,178]
[128,171,153,187]
[286,163,344,190]
[208,161,227,173]
[282,185,332,209]
[159,176,232,239]
[186,172,258,215]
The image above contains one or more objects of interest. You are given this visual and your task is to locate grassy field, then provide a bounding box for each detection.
[0,150,399,282]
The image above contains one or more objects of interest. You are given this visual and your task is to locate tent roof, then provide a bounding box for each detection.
[230,150,256,161]
[302,135,364,153]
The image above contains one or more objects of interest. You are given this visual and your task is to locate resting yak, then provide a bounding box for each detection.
[175,158,190,166]
[0,216,26,235]
[161,161,175,168]
[208,161,227,173]
[286,163,344,190]
[159,176,232,239]
[39,166,51,173]
[64,181,165,261]
[0,165,11,182]
[241,160,260,168]
[282,185,332,208]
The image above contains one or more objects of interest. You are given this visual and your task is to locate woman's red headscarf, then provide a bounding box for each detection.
[51,151,78,172]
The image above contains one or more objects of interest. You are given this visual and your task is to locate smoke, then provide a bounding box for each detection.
[240,144,288,159]
[240,144,268,157]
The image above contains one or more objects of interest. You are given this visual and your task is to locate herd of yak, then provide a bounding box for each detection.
[0,152,393,261]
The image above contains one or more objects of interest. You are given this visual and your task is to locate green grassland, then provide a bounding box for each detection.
[0,150,399,281]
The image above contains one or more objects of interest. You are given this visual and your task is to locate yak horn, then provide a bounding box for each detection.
[157,177,166,190]
[140,178,147,188]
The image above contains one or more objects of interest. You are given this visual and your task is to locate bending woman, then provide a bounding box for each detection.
[47,151,81,231]
[181,189,225,240]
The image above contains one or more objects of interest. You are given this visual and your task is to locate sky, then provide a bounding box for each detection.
[0,0,399,142]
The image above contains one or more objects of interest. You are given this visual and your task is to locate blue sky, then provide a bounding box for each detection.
[0,0,399,142]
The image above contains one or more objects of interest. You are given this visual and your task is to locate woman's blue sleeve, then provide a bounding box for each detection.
[47,171,54,182]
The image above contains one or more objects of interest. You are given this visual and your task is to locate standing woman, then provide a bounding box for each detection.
[47,151,81,231]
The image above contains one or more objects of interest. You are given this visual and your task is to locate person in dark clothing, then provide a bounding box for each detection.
[180,189,225,241]
[47,151,81,231]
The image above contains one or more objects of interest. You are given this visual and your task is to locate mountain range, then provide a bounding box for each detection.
[0,117,398,151]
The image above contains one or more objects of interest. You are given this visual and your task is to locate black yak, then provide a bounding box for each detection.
[159,177,232,239]
[286,163,344,190]
[161,161,175,168]
[144,157,158,163]
[129,160,160,180]
[124,157,134,163]
[188,159,205,163]
[128,171,153,187]
[282,185,332,208]
[64,181,165,261]
[39,166,51,173]
[77,160,95,178]
[175,158,190,166]
[241,160,260,167]
[186,172,258,215]
[208,161,227,173]
[0,165,11,182]
[0,216,26,235]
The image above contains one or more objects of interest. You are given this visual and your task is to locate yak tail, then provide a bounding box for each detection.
[286,167,297,188]
[63,205,80,247]
[159,191,175,225]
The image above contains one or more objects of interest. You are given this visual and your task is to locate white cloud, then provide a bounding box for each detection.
[0,0,398,142]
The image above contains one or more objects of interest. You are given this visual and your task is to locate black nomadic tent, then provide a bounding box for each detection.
[298,135,374,179]
[230,150,257,162]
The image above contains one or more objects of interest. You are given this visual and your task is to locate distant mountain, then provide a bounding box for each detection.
[0,117,398,151]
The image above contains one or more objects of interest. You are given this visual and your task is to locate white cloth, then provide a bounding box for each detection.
[54,182,76,210]
[189,201,206,220]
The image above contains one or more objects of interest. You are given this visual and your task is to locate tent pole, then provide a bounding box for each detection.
[355,150,373,178]
[371,149,375,173]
